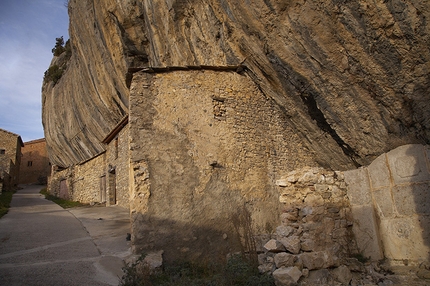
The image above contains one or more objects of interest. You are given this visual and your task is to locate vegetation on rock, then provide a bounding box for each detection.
[39,188,85,208]
[120,254,274,286]
[44,36,72,85]
[0,190,14,218]
[44,65,64,85]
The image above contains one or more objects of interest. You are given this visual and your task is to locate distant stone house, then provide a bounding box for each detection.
[19,138,51,185]
[0,128,24,191]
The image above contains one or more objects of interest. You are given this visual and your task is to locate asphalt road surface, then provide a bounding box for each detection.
[0,185,132,286]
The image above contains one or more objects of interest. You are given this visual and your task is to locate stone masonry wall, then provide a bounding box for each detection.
[48,166,71,198]
[19,139,50,185]
[0,129,22,190]
[73,153,106,204]
[344,144,430,265]
[129,69,315,262]
[48,126,130,209]
[259,167,357,285]
[105,124,130,208]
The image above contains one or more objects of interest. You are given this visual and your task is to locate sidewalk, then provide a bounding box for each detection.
[0,185,132,286]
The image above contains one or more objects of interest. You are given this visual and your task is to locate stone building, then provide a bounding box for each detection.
[47,68,430,268]
[0,128,24,191]
[19,138,51,185]
[42,1,430,279]
[49,116,129,209]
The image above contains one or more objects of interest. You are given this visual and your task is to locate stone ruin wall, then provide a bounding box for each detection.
[48,154,105,203]
[259,145,429,284]
[128,69,316,262]
[259,167,357,285]
[72,154,106,204]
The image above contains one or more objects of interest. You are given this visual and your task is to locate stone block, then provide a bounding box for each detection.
[276,225,295,238]
[386,144,430,185]
[344,168,371,205]
[367,153,390,189]
[279,236,301,254]
[331,265,352,285]
[274,252,295,268]
[315,184,329,192]
[280,211,298,222]
[264,239,286,253]
[349,205,383,261]
[305,269,333,285]
[273,266,302,286]
[304,193,324,206]
[379,217,429,261]
[300,239,316,252]
[393,183,430,216]
[372,187,394,218]
[298,251,326,270]
[276,179,289,187]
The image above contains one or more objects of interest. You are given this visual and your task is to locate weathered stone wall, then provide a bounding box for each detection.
[0,129,23,190]
[259,167,357,285]
[73,153,106,204]
[345,144,430,265]
[105,124,130,208]
[19,139,51,185]
[48,166,71,198]
[129,69,315,262]
[48,125,130,208]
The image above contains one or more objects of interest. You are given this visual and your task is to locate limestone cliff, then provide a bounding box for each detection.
[43,0,430,169]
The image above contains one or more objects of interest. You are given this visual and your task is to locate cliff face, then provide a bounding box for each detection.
[43,0,430,169]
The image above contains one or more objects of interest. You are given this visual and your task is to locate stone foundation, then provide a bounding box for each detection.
[258,167,358,285]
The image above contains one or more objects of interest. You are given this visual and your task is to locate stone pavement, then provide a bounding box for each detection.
[0,185,132,286]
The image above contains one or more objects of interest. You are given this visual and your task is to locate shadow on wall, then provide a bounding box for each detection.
[405,145,430,264]
[131,207,256,265]
[20,151,49,185]
[345,144,430,265]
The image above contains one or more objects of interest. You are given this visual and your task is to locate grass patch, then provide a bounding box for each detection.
[0,190,14,218]
[40,188,85,208]
[120,254,274,286]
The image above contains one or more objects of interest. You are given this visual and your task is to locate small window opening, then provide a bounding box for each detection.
[114,137,119,159]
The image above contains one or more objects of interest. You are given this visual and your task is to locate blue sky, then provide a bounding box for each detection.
[0,0,69,142]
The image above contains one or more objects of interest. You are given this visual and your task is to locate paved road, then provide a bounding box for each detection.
[0,185,132,286]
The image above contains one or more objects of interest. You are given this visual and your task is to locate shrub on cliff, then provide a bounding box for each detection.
[43,65,64,85]
[52,36,65,56]
[45,37,72,85]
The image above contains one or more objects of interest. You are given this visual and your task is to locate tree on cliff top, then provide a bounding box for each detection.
[45,36,72,85]
[52,36,65,56]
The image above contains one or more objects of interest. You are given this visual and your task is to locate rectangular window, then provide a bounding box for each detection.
[0,149,5,154]
[27,161,33,167]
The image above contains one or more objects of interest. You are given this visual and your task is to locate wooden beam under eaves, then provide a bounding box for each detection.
[101,115,129,144]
